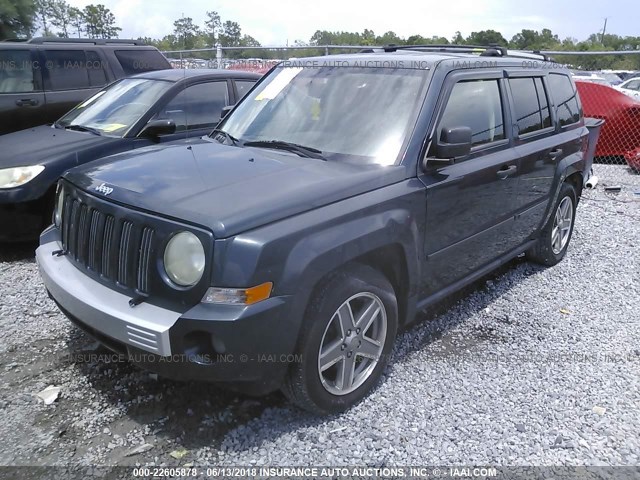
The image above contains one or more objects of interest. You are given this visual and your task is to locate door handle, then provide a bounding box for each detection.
[497,165,517,179]
[15,98,39,107]
[549,148,563,159]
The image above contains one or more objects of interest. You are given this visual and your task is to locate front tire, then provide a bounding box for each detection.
[282,264,398,414]
[526,182,577,266]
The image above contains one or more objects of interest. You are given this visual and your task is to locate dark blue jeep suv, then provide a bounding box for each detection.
[37,45,592,414]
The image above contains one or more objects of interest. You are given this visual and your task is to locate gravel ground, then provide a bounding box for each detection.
[0,167,638,476]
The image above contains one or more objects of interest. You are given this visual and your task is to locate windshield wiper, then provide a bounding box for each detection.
[209,128,240,146]
[243,140,327,161]
[64,124,102,136]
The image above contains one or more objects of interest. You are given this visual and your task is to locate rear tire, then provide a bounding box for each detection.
[282,264,398,414]
[526,182,577,266]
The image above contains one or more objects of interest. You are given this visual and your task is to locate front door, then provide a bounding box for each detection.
[418,74,520,297]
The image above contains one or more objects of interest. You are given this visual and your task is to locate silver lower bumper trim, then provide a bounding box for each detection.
[36,241,181,356]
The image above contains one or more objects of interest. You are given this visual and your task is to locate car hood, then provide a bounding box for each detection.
[0,125,121,169]
[65,141,406,238]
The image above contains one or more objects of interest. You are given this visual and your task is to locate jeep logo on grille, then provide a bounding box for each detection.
[95,183,114,196]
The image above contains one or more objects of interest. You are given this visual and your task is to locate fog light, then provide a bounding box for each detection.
[183,331,225,364]
[202,282,273,305]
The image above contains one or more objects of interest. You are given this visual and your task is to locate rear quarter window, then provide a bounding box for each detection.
[548,73,582,126]
[114,50,171,75]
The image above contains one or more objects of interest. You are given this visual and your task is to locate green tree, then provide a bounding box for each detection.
[451,31,464,44]
[173,16,200,49]
[49,0,73,37]
[466,29,507,46]
[240,34,260,47]
[510,28,560,50]
[204,10,220,46]
[361,28,376,45]
[219,20,241,47]
[0,0,36,39]
[83,4,120,38]
[68,6,82,37]
[406,35,449,45]
[34,0,54,36]
[376,31,401,45]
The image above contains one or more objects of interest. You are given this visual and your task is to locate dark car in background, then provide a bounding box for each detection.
[0,68,260,241]
[0,37,171,135]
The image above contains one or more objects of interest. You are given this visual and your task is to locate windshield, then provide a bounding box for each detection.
[220,65,429,165]
[56,78,173,136]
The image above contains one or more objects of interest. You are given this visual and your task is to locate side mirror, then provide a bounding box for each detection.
[220,105,234,119]
[140,119,176,139]
[435,126,472,159]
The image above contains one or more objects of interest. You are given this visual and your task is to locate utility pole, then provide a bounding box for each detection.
[601,17,608,45]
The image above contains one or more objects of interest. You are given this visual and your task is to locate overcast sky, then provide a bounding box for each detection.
[65,0,637,46]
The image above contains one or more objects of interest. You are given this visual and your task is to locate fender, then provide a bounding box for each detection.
[539,127,587,228]
[213,179,426,332]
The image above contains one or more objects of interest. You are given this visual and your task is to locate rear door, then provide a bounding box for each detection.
[505,73,559,240]
[40,49,103,120]
[0,48,46,134]
[418,72,520,296]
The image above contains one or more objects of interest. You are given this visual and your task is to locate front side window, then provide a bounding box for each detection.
[155,81,229,131]
[56,78,172,136]
[439,79,505,147]
[221,65,429,165]
[548,73,582,126]
[624,79,640,91]
[509,77,551,135]
[0,49,36,93]
[44,50,90,91]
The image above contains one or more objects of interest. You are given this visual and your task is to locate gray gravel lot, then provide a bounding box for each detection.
[0,166,638,475]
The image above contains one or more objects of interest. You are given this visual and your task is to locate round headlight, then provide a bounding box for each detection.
[163,231,205,287]
[54,186,65,227]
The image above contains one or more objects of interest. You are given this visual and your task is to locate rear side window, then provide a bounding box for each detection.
[439,79,505,147]
[114,50,170,75]
[156,81,229,131]
[43,50,90,91]
[0,49,36,93]
[548,73,582,126]
[509,77,552,135]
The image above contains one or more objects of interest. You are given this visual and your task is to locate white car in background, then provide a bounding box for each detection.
[571,71,611,86]
[615,77,640,100]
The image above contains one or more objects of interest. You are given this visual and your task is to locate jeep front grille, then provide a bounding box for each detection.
[60,195,155,295]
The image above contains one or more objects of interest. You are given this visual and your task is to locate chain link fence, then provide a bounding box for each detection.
[162,47,640,193]
[548,51,640,194]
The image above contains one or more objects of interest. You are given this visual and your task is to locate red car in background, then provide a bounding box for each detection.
[575,80,640,171]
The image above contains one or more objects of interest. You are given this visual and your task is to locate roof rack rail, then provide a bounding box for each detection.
[21,37,147,46]
[377,44,553,61]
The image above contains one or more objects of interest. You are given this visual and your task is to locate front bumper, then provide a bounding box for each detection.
[37,240,182,356]
[37,239,298,391]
